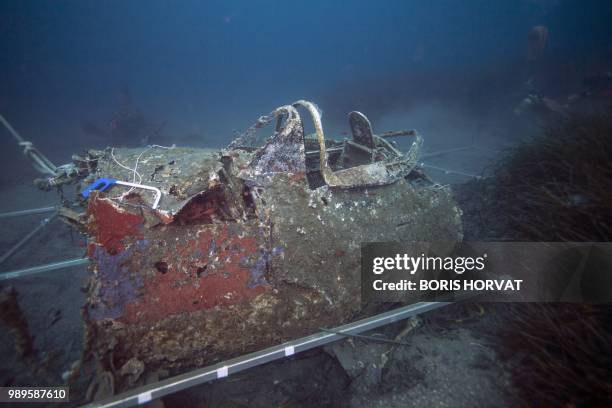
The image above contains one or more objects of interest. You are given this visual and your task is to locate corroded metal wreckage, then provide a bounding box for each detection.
[53,100,462,392]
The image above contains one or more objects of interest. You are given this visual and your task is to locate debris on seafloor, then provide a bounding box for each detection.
[323,316,422,390]
[514,71,612,126]
[37,100,463,397]
[514,94,570,124]
[0,286,35,358]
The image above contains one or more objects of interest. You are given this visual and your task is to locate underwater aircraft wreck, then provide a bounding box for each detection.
[17,100,462,394]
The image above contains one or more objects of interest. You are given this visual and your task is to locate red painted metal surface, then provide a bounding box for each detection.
[122,224,267,324]
[87,196,144,254]
[86,196,268,325]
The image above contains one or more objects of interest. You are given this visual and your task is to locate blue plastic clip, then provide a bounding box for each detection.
[81,177,118,198]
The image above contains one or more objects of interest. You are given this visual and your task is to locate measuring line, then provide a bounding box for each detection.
[0,206,57,219]
[420,163,485,179]
[85,301,452,408]
[420,146,472,160]
[420,144,506,160]
[0,257,89,281]
[0,212,58,265]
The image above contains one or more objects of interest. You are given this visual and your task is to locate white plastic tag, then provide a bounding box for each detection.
[216,366,229,378]
[137,391,152,404]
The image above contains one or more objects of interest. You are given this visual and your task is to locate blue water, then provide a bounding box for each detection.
[1,0,611,182]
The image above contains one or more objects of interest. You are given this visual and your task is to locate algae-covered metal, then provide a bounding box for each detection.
[57,100,461,391]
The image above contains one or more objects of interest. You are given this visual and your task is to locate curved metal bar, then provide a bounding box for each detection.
[114,181,162,209]
[292,100,330,181]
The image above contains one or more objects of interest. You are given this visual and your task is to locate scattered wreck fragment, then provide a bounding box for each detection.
[0,286,35,359]
[38,100,462,393]
[514,71,612,125]
[514,94,570,125]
